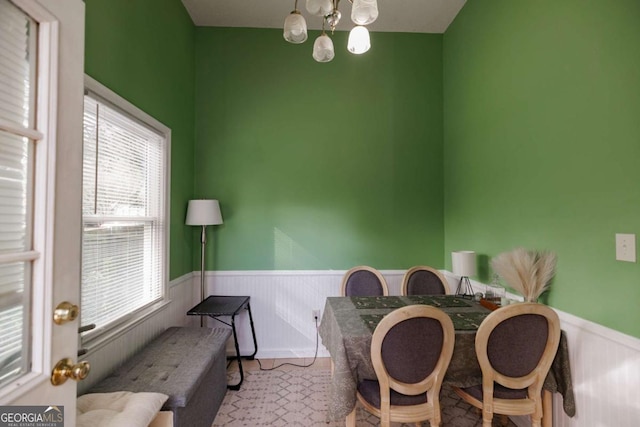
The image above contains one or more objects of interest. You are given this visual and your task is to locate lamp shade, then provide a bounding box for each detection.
[351,0,378,25]
[186,199,223,226]
[313,34,335,62]
[306,0,332,16]
[283,11,308,44]
[347,26,370,54]
[452,250,476,277]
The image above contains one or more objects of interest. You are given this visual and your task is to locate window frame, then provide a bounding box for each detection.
[80,75,171,349]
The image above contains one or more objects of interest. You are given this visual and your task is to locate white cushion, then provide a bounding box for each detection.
[77,391,168,427]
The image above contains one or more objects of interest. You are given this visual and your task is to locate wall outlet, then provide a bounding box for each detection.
[312,309,321,322]
[616,233,636,262]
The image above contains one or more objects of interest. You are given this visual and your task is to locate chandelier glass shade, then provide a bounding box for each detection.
[351,0,378,25]
[283,0,378,62]
[283,10,308,44]
[306,0,333,16]
[347,25,370,54]
[313,32,335,62]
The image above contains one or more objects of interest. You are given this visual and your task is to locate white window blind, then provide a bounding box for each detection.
[81,92,167,335]
[0,0,36,387]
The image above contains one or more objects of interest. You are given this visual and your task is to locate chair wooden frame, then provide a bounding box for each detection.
[340,265,389,296]
[348,305,455,427]
[400,266,450,296]
[454,303,561,427]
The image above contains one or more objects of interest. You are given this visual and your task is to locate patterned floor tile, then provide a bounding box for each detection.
[214,369,516,426]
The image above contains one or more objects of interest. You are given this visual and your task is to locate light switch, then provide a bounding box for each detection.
[615,233,636,262]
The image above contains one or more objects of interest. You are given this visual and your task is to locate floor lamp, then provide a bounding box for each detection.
[452,250,476,299]
[186,199,223,327]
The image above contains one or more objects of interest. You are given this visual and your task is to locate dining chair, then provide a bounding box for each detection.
[453,302,561,427]
[346,305,455,427]
[400,266,449,296]
[340,265,389,296]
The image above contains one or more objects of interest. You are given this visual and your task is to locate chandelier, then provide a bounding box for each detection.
[283,0,379,62]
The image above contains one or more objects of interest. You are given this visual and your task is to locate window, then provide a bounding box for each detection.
[0,0,38,387]
[81,77,170,338]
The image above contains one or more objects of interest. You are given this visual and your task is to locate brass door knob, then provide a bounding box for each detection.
[51,358,90,385]
[53,301,79,325]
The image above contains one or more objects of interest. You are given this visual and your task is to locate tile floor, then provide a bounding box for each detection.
[220,357,515,426]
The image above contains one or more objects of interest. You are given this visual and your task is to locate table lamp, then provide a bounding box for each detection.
[186,199,223,326]
[452,250,476,299]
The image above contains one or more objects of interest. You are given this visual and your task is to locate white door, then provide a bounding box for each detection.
[0,0,85,425]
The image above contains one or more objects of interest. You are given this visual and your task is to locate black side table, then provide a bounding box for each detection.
[187,295,258,390]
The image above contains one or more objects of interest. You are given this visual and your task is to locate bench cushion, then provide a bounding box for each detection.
[89,327,231,408]
[77,391,168,427]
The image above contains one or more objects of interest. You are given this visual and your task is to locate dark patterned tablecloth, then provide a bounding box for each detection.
[361,311,489,332]
[405,295,473,308]
[351,296,406,309]
[351,295,473,309]
[318,295,575,421]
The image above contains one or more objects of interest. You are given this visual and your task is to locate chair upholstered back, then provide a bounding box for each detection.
[486,313,549,378]
[454,302,561,427]
[401,266,449,296]
[476,303,560,392]
[352,305,454,427]
[381,316,444,383]
[341,266,389,296]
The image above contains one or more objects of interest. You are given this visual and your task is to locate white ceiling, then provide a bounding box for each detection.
[181,0,467,33]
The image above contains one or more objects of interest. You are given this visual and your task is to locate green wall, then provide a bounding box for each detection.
[84,0,196,279]
[83,0,638,337]
[443,0,640,337]
[195,28,445,270]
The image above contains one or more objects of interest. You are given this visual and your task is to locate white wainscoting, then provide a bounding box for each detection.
[204,269,415,358]
[548,309,640,427]
[78,273,199,394]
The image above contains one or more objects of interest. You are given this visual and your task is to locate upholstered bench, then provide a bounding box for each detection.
[88,327,231,427]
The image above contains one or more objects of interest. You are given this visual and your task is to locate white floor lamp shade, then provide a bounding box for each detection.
[452,250,476,298]
[186,199,223,226]
[186,199,223,326]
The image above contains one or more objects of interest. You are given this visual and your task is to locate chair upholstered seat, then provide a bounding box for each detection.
[458,383,529,401]
[358,379,428,407]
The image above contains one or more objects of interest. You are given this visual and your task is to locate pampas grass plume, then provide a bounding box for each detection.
[491,248,557,302]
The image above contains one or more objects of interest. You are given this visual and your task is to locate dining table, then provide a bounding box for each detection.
[318,295,575,426]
